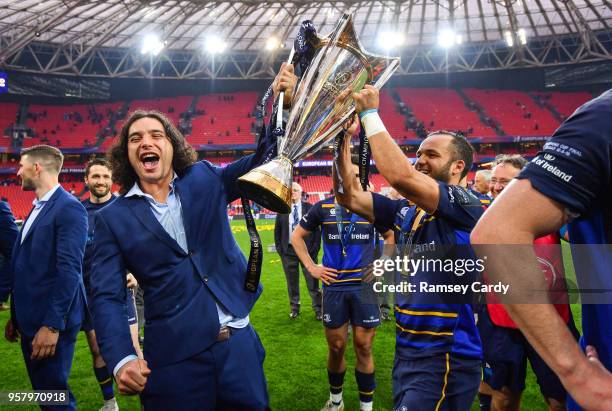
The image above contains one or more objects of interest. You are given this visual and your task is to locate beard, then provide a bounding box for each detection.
[21,177,35,191]
[91,185,111,199]
[417,159,454,183]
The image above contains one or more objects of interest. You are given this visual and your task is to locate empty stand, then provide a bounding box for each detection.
[25,102,123,148]
[379,89,416,140]
[463,89,559,137]
[1,185,35,220]
[129,96,193,125]
[0,102,19,136]
[533,91,592,120]
[396,88,497,137]
[189,93,258,146]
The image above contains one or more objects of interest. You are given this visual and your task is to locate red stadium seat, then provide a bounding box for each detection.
[463,89,559,137]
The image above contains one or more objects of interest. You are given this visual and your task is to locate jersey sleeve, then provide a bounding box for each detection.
[517,94,612,216]
[435,183,484,231]
[299,201,324,232]
[372,193,403,231]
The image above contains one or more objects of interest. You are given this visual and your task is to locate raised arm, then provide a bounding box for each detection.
[343,86,440,213]
[333,120,375,222]
[220,63,298,203]
[471,178,612,411]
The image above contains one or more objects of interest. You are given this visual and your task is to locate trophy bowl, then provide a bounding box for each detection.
[237,13,399,213]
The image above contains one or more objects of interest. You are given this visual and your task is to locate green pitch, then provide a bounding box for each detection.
[0,220,580,410]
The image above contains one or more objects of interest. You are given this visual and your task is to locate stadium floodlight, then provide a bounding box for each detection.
[518,28,527,45]
[438,29,461,48]
[504,29,527,47]
[205,36,226,54]
[504,30,514,47]
[378,31,405,50]
[265,37,281,51]
[141,34,164,55]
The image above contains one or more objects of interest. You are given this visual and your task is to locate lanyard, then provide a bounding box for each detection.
[242,197,263,293]
[334,202,359,257]
[358,126,371,191]
[398,207,427,259]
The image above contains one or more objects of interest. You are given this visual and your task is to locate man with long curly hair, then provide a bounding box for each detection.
[88,65,297,410]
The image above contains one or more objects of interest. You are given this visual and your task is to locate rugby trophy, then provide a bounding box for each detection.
[237,13,399,213]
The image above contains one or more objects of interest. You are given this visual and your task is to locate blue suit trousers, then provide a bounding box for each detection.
[20,326,79,411]
[140,324,268,411]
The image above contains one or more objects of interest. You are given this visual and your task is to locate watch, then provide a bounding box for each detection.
[47,326,59,333]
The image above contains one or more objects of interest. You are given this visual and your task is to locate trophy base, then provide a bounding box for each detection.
[237,157,293,214]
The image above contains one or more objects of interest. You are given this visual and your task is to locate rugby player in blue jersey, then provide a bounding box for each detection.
[471,90,612,411]
[334,86,485,410]
[291,154,394,411]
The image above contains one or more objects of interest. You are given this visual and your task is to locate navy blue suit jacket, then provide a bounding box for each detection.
[0,201,19,302]
[90,146,274,372]
[9,187,88,336]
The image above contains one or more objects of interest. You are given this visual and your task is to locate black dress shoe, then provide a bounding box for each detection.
[289,310,299,319]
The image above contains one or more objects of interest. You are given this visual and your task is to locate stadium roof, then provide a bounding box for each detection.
[1,0,611,79]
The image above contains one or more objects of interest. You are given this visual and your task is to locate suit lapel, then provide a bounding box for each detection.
[127,197,187,255]
[174,178,194,251]
[13,206,33,258]
[20,187,62,245]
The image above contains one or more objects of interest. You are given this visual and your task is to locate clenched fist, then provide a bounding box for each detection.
[272,63,298,108]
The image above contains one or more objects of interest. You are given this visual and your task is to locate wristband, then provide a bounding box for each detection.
[360,111,387,138]
[358,108,378,119]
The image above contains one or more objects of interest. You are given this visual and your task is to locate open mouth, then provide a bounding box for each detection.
[140,153,160,171]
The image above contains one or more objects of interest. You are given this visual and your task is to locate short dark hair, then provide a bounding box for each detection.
[109,110,197,194]
[426,130,474,179]
[494,154,528,170]
[20,145,64,174]
[85,158,112,178]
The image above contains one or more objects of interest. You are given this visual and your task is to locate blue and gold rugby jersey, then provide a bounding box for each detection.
[372,183,485,360]
[300,197,382,291]
[82,195,117,285]
[519,89,612,373]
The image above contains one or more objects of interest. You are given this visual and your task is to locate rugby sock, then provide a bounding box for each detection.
[479,393,492,411]
[355,370,375,410]
[328,369,345,404]
[94,366,114,400]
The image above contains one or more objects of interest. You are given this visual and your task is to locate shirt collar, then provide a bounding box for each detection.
[33,184,61,207]
[125,173,179,200]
